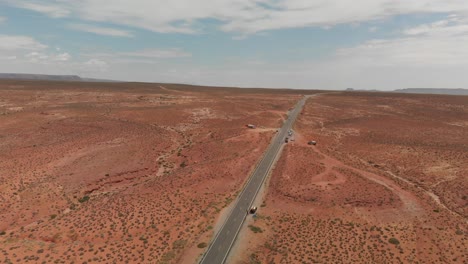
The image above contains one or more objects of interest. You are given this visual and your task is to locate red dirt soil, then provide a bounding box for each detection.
[236,92,467,264]
[0,80,307,263]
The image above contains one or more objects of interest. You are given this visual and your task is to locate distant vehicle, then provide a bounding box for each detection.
[248,206,258,214]
[308,141,317,145]
[246,124,256,129]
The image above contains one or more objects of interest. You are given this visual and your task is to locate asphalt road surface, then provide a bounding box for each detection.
[199,96,309,264]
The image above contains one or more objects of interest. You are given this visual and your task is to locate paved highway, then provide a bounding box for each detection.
[199,96,309,264]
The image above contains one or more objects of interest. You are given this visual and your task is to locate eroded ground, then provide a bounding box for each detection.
[238,92,467,264]
[0,80,303,263]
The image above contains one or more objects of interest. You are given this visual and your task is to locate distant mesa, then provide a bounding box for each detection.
[344,88,380,92]
[0,73,117,83]
[344,87,467,96]
[394,88,468,96]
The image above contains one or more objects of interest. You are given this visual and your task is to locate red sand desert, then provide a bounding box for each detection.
[1,82,466,264]
[235,92,467,264]
[0,80,304,263]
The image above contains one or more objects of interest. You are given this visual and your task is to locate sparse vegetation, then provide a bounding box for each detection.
[197,242,207,248]
[78,196,90,203]
[388,237,400,245]
[1,83,466,264]
[248,225,263,233]
[236,92,468,263]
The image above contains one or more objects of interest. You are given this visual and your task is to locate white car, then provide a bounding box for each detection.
[248,206,258,214]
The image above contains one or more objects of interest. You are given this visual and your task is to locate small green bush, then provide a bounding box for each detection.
[248,225,263,233]
[197,242,207,248]
[388,237,400,245]
[173,239,187,249]
[161,251,176,262]
[78,196,90,203]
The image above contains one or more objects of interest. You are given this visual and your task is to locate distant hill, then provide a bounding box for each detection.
[394,88,468,96]
[0,73,117,82]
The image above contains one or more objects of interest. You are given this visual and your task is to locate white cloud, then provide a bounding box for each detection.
[368,26,378,33]
[83,59,108,72]
[337,17,468,66]
[0,16,6,24]
[403,16,468,37]
[25,51,49,62]
[67,23,133,37]
[7,0,468,34]
[120,49,191,58]
[54,52,71,61]
[23,51,71,63]
[0,34,71,68]
[0,35,47,51]
[12,1,70,18]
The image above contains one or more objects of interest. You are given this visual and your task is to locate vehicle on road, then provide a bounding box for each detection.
[248,206,258,214]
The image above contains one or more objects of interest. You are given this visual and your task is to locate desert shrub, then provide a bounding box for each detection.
[197,242,207,248]
[78,196,90,203]
[160,251,176,262]
[0,231,5,236]
[248,225,263,233]
[173,239,187,249]
[50,214,57,219]
[249,253,261,264]
[388,238,400,245]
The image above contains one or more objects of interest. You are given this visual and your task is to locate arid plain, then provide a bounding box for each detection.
[0,81,466,264]
[236,92,467,264]
[0,80,304,263]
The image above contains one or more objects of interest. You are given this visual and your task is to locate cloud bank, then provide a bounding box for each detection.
[7,0,468,34]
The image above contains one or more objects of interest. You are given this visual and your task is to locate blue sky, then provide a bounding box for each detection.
[1,1,468,90]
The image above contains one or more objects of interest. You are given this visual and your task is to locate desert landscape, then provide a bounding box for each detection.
[0,80,306,263]
[3,1,468,263]
[235,92,467,263]
[1,81,466,264]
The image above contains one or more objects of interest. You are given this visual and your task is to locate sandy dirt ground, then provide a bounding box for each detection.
[235,92,467,264]
[0,80,308,263]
